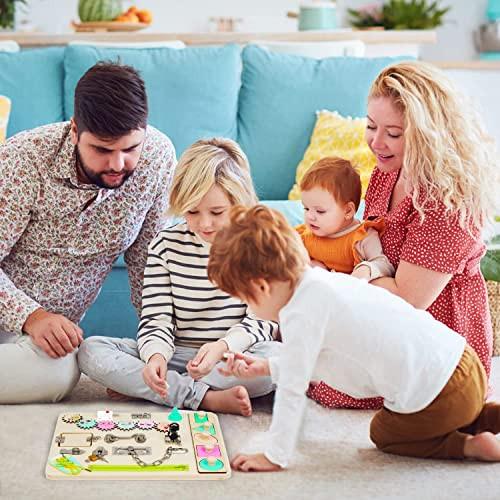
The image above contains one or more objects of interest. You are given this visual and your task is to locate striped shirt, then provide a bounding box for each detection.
[137,222,279,363]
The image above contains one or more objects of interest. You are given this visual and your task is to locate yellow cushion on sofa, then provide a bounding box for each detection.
[0,96,11,144]
[288,110,376,200]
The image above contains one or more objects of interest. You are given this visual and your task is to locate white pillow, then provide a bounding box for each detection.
[0,41,20,52]
[68,40,185,49]
[250,40,365,59]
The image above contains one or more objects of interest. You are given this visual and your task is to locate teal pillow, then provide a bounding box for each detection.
[0,47,65,137]
[238,45,410,200]
[63,44,242,155]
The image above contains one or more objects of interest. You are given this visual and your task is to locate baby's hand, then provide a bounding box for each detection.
[218,352,270,379]
[231,453,282,472]
[142,353,168,399]
[187,340,228,380]
[351,264,371,281]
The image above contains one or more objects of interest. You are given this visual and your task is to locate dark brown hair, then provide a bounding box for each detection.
[74,61,148,138]
[300,157,362,210]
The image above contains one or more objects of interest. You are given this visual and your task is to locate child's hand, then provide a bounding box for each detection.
[310,259,328,270]
[231,453,282,472]
[187,340,228,380]
[142,353,168,399]
[351,264,371,281]
[218,352,270,379]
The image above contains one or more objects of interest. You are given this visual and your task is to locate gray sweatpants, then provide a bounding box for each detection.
[0,332,81,404]
[78,336,281,409]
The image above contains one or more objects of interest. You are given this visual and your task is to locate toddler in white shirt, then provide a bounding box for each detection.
[207,204,500,471]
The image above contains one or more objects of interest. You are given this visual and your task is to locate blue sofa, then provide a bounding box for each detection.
[0,43,401,338]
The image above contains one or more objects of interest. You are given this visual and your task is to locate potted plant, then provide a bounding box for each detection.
[349,0,450,30]
[0,0,26,30]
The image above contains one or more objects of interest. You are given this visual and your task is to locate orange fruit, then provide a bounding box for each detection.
[136,9,153,24]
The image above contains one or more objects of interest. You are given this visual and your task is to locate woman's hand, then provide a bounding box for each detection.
[231,453,282,472]
[187,340,228,380]
[142,353,168,399]
[218,352,270,379]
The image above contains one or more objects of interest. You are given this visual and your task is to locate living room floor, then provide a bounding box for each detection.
[2,358,499,500]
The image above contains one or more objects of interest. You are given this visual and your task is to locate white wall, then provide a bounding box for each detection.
[20,1,491,61]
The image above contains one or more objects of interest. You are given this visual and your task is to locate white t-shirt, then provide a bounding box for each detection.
[265,267,466,468]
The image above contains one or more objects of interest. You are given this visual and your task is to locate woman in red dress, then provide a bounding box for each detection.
[308,61,498,409]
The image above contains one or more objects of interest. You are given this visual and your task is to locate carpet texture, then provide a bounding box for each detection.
[1,358,499,500]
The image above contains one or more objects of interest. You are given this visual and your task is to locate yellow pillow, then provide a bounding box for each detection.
[288,110,376,200]
[0,96,11,144]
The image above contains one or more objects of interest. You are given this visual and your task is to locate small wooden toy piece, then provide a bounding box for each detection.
[135,419,155,430]
[96,420,116,431]
[167,407,183,422]
[49,455,90,475]
[194,411,209,423]
[97,410,113,422]
[116,421,136,431]
[62,414,82,424]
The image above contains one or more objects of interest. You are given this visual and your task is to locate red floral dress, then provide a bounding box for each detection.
[307,167,492,410]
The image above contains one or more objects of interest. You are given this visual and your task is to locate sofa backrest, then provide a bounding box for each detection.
[0,47,65,137]
[63,44,241,155]
[0,44,404,200]
[237,45,403,200]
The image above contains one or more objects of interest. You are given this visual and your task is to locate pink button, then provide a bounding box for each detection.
[196,445,221,458]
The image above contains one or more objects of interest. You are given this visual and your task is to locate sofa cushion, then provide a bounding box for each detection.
[0,47,65,137]
[238,45,406,200]
[288,110,376,201]
[63,44,241,155]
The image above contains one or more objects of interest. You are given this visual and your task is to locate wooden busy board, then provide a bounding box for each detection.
[45,409,231,480]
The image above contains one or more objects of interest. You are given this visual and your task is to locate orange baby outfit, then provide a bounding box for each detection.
[296,218,385,272]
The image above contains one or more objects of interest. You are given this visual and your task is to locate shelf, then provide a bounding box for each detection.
[0,29,437,47]
[435,61,500,70]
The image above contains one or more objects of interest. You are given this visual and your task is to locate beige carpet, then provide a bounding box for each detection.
[1,359,500,500]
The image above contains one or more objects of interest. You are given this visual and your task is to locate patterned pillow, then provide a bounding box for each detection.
[0,95,11,143]
[288,110,376,200]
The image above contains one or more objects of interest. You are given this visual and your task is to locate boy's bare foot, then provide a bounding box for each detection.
[200,386,252,416]
[464,432,500,461]
[106,388,136,402]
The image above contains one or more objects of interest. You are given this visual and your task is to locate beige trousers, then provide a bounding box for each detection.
[0,333,80,404]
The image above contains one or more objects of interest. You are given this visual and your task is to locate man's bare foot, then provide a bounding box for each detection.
[106,388,136,402]
[200,386,252,416]
[464,432,500,461]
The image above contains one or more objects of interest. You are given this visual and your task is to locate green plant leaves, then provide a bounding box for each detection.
[349,0,450,30]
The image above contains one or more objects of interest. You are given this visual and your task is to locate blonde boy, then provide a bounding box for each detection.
[208,205,500,471]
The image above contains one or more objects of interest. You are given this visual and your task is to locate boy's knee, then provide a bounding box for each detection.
[369,414,392,451]
[77,336,106,373]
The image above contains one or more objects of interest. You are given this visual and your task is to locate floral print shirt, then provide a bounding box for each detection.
[0,122,176,336]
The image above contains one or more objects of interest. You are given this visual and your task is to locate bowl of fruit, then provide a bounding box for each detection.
[73,0,153,32]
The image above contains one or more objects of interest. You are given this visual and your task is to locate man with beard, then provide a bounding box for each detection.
[0,62,176,403]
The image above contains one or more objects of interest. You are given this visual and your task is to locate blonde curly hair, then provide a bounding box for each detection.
[369,60,499,232]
